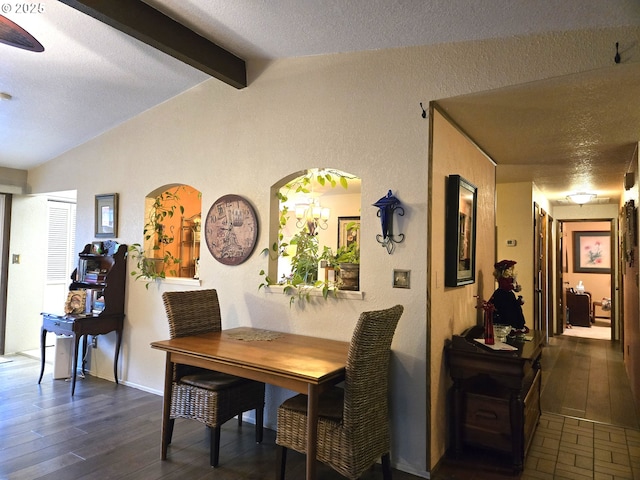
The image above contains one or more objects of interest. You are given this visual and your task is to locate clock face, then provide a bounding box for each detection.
[204,194,259,265]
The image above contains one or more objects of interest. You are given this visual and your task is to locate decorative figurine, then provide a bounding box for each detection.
[489,259,528,333]
[475,297,496,345]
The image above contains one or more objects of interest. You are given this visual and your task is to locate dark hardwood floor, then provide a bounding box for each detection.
[0,354,422,480]
[2,333,638,479]
[540,333,640,429]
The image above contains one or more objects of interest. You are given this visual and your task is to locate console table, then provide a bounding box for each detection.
[38,313,124,395]
[446,327,544,471]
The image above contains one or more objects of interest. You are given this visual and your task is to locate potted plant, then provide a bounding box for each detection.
[129,187,184,286]
[289,228,320,285]
[333,221,360,290]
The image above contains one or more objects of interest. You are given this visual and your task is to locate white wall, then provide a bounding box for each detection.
[6,195,48,353]
[20,26,640,477]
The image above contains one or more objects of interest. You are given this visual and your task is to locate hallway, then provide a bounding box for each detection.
[541,335,639,429]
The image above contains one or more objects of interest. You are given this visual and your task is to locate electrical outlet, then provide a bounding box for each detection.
[92,336,98,348]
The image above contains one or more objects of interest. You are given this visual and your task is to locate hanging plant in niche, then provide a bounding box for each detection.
[129,186,186,286]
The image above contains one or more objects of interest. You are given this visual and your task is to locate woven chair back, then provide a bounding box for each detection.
[162,289,222,339]
[343,304,403,430]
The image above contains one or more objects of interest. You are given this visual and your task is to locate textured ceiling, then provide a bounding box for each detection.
[1,0,639,207]
[436,63,640,205]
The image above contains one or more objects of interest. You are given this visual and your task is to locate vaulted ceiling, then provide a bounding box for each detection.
[1,0,639,205]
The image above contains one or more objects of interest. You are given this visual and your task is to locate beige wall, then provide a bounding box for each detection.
[429,108,496,467]
[496,182,535,323]
[13,26,640,477]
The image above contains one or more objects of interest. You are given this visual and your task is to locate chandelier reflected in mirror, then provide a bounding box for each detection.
[295,199,330,236]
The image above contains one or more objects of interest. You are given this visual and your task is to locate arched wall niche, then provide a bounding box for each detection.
[142,183,202,279]
[267,168,361,286]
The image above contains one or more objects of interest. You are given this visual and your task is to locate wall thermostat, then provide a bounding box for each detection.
[506,239,517,247]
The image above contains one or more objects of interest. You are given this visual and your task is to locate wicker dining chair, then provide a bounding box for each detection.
[162,289,265,467]
[275,304,404,480]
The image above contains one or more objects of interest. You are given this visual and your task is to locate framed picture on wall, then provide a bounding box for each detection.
[445,175,477,287]
[573,231,611,274]
[338,216,360,249]
[95,193,118,238]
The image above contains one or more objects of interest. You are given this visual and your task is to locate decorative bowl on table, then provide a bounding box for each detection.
[493,324,511,343]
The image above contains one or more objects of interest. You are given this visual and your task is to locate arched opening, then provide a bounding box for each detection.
[265,168,361,295]
[132,184,201,280]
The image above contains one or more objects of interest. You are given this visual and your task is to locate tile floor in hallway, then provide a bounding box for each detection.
[436,413,640,479]
[522,413,640,480]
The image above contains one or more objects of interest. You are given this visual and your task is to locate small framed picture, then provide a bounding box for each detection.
[95,193,118,238]
[91,241,103,254]
[393,269,411,289]
[64,290,87,315]
[338,216,360,249]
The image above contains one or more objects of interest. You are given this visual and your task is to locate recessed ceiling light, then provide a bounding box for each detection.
[0,92,12,101]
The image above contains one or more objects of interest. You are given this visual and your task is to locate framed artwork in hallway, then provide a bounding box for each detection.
[573,231,611,274]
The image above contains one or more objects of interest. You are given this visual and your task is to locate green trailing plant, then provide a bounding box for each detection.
[129,187,184,286]
[259,169,353,305]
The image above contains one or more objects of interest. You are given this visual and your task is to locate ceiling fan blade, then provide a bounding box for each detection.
[0,14,44,52]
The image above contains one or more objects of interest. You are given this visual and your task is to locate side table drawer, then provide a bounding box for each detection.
[463,391,512,453]
[43,316,74,335]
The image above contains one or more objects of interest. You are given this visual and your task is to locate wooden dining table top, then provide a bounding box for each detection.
[150,326,350,386]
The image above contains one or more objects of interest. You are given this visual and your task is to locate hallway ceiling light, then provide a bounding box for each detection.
[567,192,596,205]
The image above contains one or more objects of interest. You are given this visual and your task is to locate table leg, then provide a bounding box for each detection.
[81,335,88,375]
[38,327,47,384]
[71,334,80,396]
[114,328,122,384]
[161,354,173,460]
[306,384,319,480]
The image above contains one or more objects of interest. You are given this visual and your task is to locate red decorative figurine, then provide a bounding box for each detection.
[476,297,496,345]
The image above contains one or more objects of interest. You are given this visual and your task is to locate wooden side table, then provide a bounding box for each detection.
[446,329,544,471]
[38,313,124,395]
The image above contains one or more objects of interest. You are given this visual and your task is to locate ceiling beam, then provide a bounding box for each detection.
[59,0,247,89]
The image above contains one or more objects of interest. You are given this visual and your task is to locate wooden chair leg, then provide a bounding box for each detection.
[276,445,287,480]
[210,426,221,467]
[381,453,392,480]
[167,418,175,445]
[256,406,264,443]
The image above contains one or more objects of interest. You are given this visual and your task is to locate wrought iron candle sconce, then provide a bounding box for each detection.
[373,190,404,254]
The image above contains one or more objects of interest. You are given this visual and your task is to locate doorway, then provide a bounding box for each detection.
[3,191,76,357]
[557,219,615,340]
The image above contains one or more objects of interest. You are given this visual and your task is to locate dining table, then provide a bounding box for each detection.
[150,326,350,480]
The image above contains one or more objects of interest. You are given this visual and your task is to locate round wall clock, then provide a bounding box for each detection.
[204,194,259,265]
